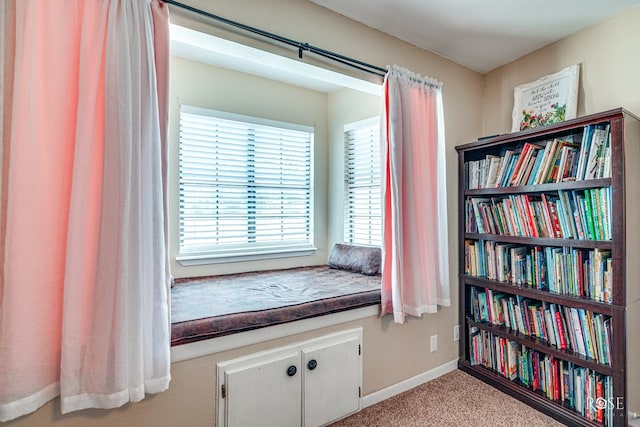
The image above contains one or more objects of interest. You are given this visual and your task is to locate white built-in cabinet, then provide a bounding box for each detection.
[217,328,362,427]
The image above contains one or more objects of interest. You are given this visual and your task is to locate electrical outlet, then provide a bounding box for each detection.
[430,335,438,352]
[454,325,460,341]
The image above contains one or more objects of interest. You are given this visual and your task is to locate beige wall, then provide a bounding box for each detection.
[169,56,332,277]
[482,5,640,136]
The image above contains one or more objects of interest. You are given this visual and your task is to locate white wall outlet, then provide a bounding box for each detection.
[454,325,460,341]
[430,335,438,352]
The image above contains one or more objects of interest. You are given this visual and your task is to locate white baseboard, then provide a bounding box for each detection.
[362,358,459,408]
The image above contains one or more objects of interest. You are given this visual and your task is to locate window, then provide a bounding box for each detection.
[344,117,381,246]
[178,105,314,263]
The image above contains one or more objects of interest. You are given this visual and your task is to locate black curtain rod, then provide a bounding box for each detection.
[162,0,388,78]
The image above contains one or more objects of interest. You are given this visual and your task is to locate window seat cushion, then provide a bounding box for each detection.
[171,266,380,345]
[327,244,381,275]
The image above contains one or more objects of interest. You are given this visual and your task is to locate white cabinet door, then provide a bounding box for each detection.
[222,350,302,427]
[302,335,361,427]
[217,329,363,427]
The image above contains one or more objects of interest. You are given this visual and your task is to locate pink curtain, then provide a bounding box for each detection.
[381,65,450,324]
[0,0,171,421]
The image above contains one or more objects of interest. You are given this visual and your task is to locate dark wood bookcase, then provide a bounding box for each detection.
[456,108,640,426]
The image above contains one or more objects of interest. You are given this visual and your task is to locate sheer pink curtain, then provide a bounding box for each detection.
[381,65,450,324]
[0,0,171,421]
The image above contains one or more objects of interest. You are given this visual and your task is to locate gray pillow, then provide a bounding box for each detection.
[328,244,381,275]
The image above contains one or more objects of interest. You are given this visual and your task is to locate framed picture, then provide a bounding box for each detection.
[511,64,580,132]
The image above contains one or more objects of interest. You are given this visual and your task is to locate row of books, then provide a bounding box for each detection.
[469,327,614,425]
[466,187,612,240]
[465,123,611,189]
[464,240,613,302]
[469,287,612,364]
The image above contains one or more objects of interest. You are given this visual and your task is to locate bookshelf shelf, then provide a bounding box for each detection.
[466,319,613,375]
[463,233,612,249]
[462,275,615,315]
[464,178,611,196]
[456,108,640,426]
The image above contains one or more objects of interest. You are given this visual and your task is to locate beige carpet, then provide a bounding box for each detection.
[331,369,564,427]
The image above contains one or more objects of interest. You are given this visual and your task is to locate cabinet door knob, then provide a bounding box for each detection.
[286,365,297,377]
[307,359,318,370]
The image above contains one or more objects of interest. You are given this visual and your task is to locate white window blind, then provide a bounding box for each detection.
[178,105,314,261]
[344,117,381,246]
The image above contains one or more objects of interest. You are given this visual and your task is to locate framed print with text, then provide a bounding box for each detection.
[512,64,580,132]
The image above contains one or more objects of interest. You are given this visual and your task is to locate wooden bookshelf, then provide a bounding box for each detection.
[456,108,640,426]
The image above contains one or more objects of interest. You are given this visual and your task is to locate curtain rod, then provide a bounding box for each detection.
[162,0,388,78]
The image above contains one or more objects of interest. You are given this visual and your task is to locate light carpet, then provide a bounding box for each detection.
[331,369,564,426]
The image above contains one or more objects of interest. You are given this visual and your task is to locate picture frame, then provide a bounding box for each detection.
[511,64,580,132]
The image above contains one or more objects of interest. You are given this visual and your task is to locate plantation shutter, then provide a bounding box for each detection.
[344,117,381,246]
[179,105,314,259]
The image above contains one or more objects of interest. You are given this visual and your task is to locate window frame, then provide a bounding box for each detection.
[343,116,382,247]
[176,105,316,266]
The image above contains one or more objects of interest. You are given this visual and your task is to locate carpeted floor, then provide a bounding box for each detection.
[330,369,564,427]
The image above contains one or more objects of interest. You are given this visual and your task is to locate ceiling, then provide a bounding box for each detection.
[310,0,640,73]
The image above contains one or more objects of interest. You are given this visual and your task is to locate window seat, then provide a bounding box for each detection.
[171,266,381,346]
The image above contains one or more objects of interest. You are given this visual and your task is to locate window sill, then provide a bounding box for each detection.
[176,246,318,266]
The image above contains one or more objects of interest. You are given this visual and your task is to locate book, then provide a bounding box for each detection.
[510,143,543,186]
[585,310,600,363]
[593,314,606,365]
[596,376,604,423]
[603,318,612,365]
[583,190,597,240]
[520,153,538,186]
[596,129,611,178]
[548,142,579,183]
[576,125,594,180]
[526,152,545,185]
[507,340,519,380]
[478,292,489,322]
[469,198,490,234]
[553,306,568,350]
[601,187,611,240]
[501,153,520,187]
[585,124,610,180]
[558,306,578,351]
[543,306,557,347]
[556,144,579,182]
[533,139,558,184]
[542,194,563,238]
[495,150,514,187]
[591,188,604,241]
[485,155,502,188]
[558,190,578,239]
[569,308,587,357]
